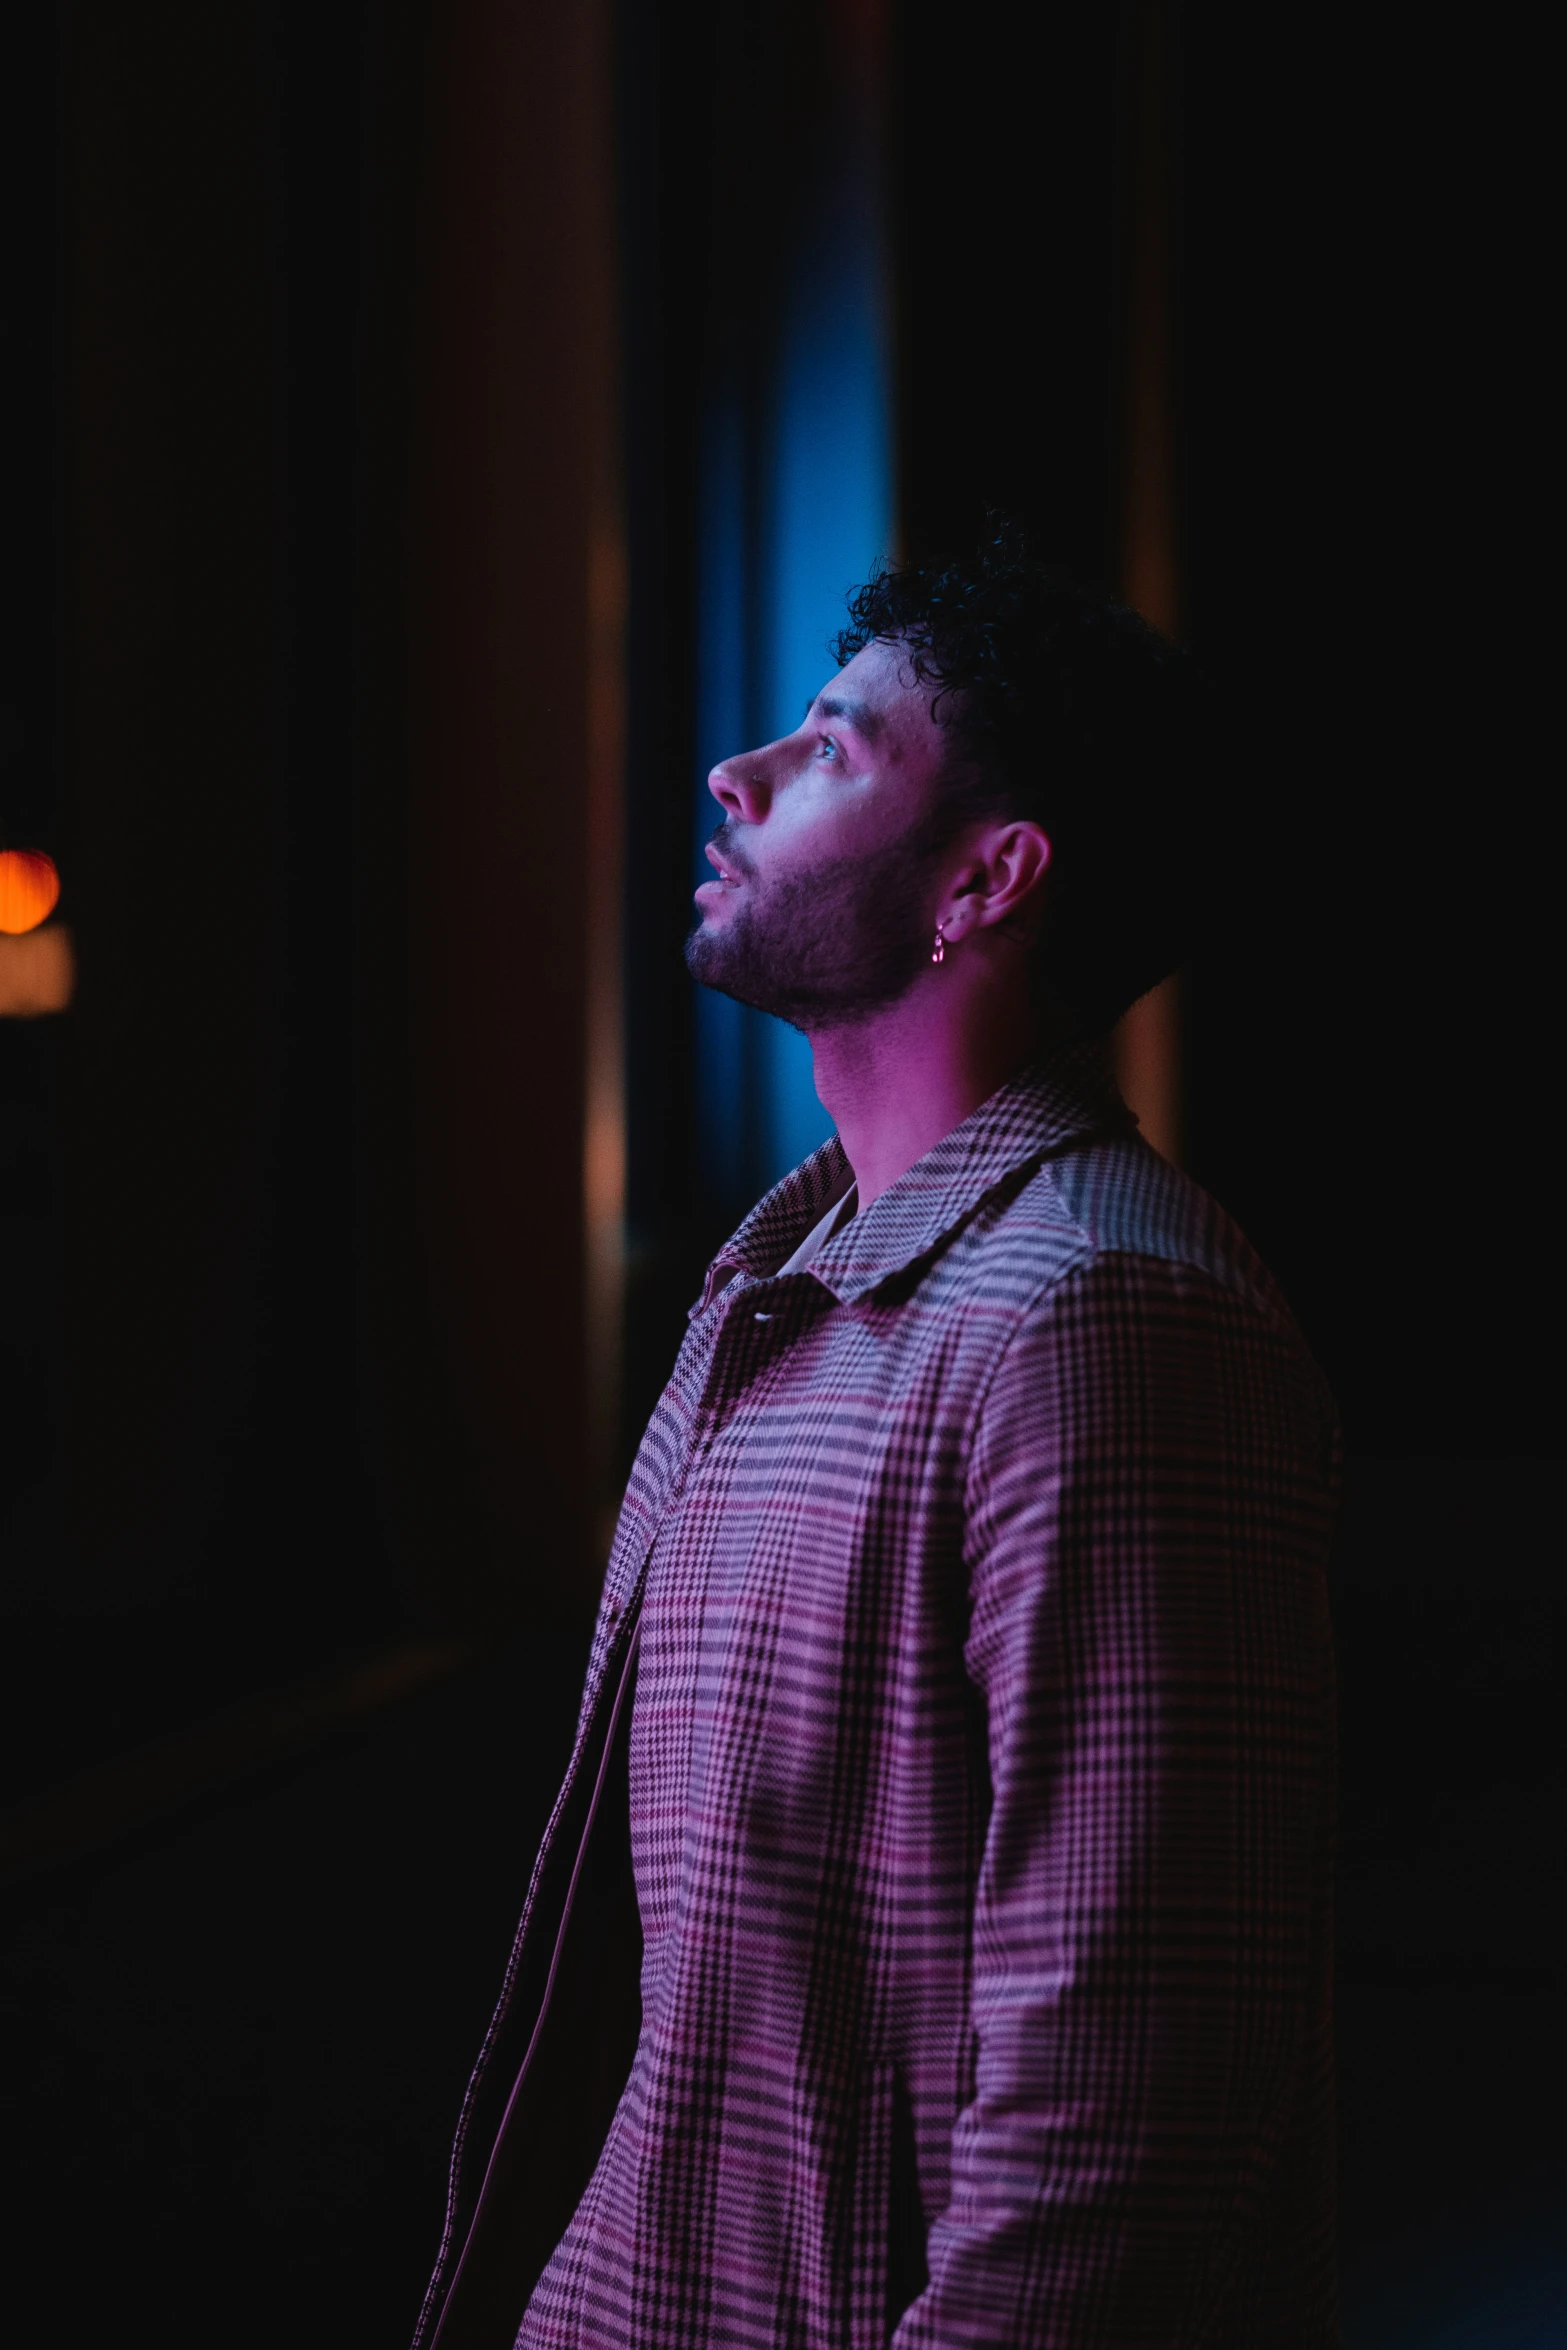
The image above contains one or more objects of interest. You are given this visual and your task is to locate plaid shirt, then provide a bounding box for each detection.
[417,1043,1340,2349]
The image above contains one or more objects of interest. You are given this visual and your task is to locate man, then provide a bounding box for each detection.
[414,533,1340,2347]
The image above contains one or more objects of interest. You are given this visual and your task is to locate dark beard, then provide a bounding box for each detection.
[685,817,945,1032]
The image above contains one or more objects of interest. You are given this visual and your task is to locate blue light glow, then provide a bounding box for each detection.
[693,192,893,1214]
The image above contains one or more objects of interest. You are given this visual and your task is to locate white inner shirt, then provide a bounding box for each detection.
[774,1180,858,1276]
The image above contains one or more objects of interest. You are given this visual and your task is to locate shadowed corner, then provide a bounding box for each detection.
[1341,2199,1564,2349]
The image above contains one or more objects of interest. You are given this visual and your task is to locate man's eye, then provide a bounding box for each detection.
[816,736,839,760]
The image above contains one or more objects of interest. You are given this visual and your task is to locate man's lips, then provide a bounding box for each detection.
[695,841,751,908]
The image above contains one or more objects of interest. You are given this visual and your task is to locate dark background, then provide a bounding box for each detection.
[1,4,1558,2343]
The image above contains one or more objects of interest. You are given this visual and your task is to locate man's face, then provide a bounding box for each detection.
[686,637,956,1033]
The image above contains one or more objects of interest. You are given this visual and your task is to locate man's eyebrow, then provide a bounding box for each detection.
[808,693,883,736]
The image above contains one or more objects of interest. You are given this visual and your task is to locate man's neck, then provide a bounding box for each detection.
[809,982,1073,1210]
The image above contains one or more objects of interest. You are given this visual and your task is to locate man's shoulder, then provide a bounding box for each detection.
[960,1135,1341,1499]
[964,1129,1296,1339]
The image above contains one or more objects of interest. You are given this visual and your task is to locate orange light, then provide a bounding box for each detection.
[0,925,74,1015]
[0,850,61,935]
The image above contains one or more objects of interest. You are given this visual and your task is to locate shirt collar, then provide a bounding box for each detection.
[697,1037,1135,1312]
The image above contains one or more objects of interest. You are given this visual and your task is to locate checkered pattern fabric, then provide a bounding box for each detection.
[416,1041,1340,2348]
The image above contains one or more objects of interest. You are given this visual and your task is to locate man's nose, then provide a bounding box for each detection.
[707,756,771,820]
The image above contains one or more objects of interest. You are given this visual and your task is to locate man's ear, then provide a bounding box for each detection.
[940,822,1052,943]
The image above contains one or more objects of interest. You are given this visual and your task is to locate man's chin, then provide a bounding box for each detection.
[685,923,795,1024]
[684,920,733,991]
[686,924,751,999]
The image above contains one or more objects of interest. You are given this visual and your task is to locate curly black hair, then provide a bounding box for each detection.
[834,520,1214,1035]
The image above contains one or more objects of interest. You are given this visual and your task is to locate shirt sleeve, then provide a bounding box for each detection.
[893,1248,1339,2347]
